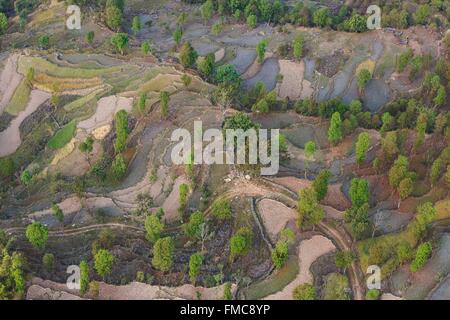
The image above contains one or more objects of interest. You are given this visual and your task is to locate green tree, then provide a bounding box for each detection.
[247,14,257,28]
[94,249,114,279]
[366,289,380,300]
[256,39,268,63]
[215,64,240,86]
[0,157,15,178]
[181,74,192,87]
[179,42,198,68]
[160,91,170,118]
[145,214,164,243]
[410,242,432,272]
[434,85,446,107]
[313,169,331,201]
[398,177,413,208]
[293,284,316,300]
[413,4,430,25]
[110,33,129,55]
[111,154,127,180]
[189,253,203,284]
[114,109,128,152]
[271,241,288,269]
[357,69,372,92]
[297,187,324,229]
[223,282,232,300]
[344,203,370,239]
[0,12,8,34]
[324,273,350,300]
[25,222,49,250]
[211,22,222,35]
[42,253,55,271]
[105,5,122,31]
[79,136,94,165]
[212,198,232,220]
[293,34,304,60]
[349,178,369,208]
[20,170,32,186]
[446,165,450,185]
[313,8,331,27]
[152,237,174,272]
[328,112,343,145]
[230,227,253,261]
[80,260,89,295]
[304,141,316,179]
[51,204,64,224]
[85,31,95,45]
[138,93,146,113]
[172,26,183,46]
[388,155,410,189]
[197,53,215,79]
[200,0,214,23]
[355,132,370,165]
[184,211,204,239]
[141,40,151,55]
[335,250,353,272]
[38,35,50,49]
[380,112,394,134]
[132,16,141,34]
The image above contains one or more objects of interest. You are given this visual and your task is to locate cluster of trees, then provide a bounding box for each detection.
[0,230,26,299]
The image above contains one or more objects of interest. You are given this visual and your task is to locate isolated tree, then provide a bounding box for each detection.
[328,112,343,145]
[105,5,122,31]
[20,170,32,186]
[313,169,331,201]
[357,69,371,92]
[51,203,64,224]
[138,93,146,113]
[211,198,232,220]
[293,284,316,300]
[303,141,316,178]
[172,26,183,46]
[0,12,7,35]
[410,242,432,272]
[38,35,50,49]
[184,211,204,239]
[25,222,49,250]
[349,178,369,208]
[85,31,95,45]
[355,132,370,165]
[132,16,141,34]
[398,178,413,208]
[247,14,257,28]
[313,8,331,27]
[414,112,427,151]
[179,42,198,68]
[211,22,222,35]
[200,0,214,23]
[114,109,128,152]
[230,227,253,261]
[160,91,170,118]
[79,136,94,165]
[197,53,215,79]
[434,86,446,107]
[94,249,114,279]
[145,214,164,244]
[388,155,410,189]
[335,250,353,272]
[223,282,233,300]
[271,228,294,269]
[189,252,203,284]
[79,260,89,295]
[152,236,174,272]
[297,187,324,229]
[42,253,55,272]
[110,33,129,55]
[293,34,304,60]
[141,41,151,55]
[256,39,268,63]
[366,289,380,300]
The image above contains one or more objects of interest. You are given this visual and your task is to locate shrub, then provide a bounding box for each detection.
[212,198,232,220]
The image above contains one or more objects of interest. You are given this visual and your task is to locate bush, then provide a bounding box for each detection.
[212,198,232,220]
[410,242,432,272]
[152,237,174,272]
[94,249,114,279]
[230,227,253,260]
[293,284,316,300]
[366,289,380,300]
[26,222,48,250]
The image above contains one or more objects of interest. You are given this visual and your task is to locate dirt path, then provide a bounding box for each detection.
[5,223,144,237]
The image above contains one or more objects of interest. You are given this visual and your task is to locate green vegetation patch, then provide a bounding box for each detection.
[18,56,122,79]
[6,79,31,115]
[47,120,76,150]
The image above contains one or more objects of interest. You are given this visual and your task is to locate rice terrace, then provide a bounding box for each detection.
[0,0,449,305]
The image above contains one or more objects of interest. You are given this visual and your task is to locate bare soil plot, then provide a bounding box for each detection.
[0,53,23,114]
[257,199,296,243]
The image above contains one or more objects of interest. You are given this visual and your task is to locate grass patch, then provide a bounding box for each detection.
[34,73,103,92]
[6,79,31,115]
[355,59,376,76]
[47,120,77,150]
[435,198,450,220]
[244,253,299,299]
